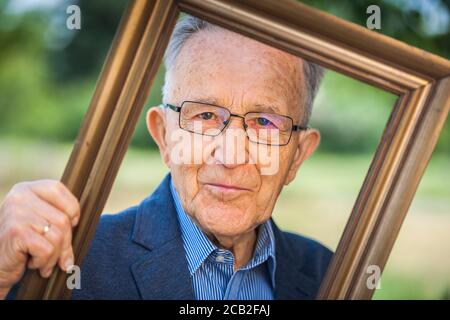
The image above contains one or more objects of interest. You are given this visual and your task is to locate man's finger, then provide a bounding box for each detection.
[57,222,74,272]
[20,229,55,277]
[27,180,80,223]
[28,191,79,228]
[37,224,65,277]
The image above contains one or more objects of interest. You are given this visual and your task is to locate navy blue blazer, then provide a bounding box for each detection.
[72,174,333,300]
[9,174,333,300]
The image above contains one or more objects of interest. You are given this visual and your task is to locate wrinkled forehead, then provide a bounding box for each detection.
[169,28,304,116]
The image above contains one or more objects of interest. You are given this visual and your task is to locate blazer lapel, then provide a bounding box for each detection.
[130,174,195,300]
[271,219,318,300]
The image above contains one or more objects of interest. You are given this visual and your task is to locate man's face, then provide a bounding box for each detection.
[148,28,319,243]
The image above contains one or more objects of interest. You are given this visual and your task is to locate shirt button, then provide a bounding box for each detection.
[215,255,225,263]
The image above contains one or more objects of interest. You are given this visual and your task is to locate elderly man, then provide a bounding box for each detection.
[1,16,332,300]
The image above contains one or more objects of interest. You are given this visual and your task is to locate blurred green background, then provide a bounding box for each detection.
[0,0,448,299]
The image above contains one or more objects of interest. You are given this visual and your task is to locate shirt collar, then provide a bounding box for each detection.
[170,178,277,287]
[170,179,216,274]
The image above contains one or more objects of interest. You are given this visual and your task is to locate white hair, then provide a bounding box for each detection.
[162,15,324,126]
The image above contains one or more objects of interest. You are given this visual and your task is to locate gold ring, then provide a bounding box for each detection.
[43,224,51,235]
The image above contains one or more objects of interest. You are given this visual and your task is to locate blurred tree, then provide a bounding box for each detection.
[47,0,128,83]
[300,0,450,153]
[301,0,449,59]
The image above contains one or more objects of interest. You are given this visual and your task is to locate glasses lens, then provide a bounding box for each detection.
[180,102,230,136]
[245,112,293,145]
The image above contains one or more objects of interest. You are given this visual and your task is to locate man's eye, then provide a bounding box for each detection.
[198,112,214,120]
[257,117,273,126]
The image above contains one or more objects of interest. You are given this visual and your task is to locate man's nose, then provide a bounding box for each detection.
[212,116,249,167]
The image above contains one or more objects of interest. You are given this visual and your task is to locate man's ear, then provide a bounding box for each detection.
[146,106,170,167]
[284,128,320,185]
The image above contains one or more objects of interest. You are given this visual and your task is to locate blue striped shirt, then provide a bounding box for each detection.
[170,179,277,300]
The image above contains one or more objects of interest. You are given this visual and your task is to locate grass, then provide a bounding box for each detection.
[0,138,448,299]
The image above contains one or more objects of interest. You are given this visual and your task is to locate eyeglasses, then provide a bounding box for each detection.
[161,100,308,146]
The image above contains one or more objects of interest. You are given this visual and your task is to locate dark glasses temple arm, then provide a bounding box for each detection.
[292,125,309,131]
[162,103,181,112]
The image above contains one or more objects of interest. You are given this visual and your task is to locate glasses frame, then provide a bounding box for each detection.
[162,100,309,146]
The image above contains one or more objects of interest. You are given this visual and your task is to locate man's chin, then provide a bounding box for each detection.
[195,206,255,239]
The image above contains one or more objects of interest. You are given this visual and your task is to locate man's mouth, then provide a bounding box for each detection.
[205,183,250,191]
[203,182,252,200]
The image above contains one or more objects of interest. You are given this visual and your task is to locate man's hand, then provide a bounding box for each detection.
[0,180,80,299]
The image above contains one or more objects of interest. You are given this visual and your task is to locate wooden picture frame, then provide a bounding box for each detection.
[16,0,450,300]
